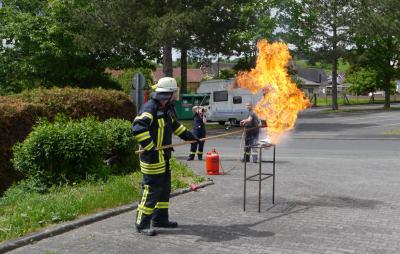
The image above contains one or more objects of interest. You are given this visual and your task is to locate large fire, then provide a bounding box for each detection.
[236,40,310,144]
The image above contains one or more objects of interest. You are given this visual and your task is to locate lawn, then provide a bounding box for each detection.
[0,158,204,243]
[384,129,400,135]
[314,95,400,107]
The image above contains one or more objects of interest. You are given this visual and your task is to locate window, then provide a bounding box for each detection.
[213,91,228,102]
[233,96,242,104]
[194,95,210,106]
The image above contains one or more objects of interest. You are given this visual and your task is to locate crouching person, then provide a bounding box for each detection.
[132,77,199,236]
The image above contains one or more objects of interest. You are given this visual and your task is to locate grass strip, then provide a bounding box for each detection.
[322,107,400,114]
[0,158,204,243]
[315,97,400,106]
[384,129,400,135]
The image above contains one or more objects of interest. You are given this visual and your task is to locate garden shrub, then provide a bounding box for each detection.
[12,117,139,192]
[0,87,136,194]
[103,119,138,174]
[12,117,109,192]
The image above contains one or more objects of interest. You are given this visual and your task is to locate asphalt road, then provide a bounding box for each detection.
[7,105,400,254]
[175,105,400,161]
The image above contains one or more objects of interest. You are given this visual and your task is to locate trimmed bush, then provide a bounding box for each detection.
[0,88,136,194]
[12,117,139,192]
[103,119,139,174]
[13,117,109,192]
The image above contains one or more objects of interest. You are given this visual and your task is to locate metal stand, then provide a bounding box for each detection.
[243,144,276,212]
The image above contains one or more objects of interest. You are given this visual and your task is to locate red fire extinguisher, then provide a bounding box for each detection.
[206,148,220,175]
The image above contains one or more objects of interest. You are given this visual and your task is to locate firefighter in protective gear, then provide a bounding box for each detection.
[132,77,199,236]
[240,102,260,163]
[187,106,207,161]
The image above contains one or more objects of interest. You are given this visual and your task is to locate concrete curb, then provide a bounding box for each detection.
[0,180,214,253]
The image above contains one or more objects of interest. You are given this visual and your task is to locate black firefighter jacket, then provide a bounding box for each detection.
[132,98,195,175]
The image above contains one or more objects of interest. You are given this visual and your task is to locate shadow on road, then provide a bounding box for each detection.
[160,207,310,242]
[293,195,384,209]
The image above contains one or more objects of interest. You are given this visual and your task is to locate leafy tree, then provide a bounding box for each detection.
[233,57,254,72]
[175,0,265,92]
[346,67,379,96]
[0,0,124,95]
[352,0,400,108]
[71,0,159,69]
[218,69,236,80]
[110,68,155,95]
[278,0,356,110]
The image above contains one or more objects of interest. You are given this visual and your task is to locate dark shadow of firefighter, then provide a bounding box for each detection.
[159,206,309,242]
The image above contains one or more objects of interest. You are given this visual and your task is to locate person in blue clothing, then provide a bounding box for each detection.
[187,106,207,161]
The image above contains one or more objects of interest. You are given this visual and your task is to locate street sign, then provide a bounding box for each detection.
[131,73,146,111]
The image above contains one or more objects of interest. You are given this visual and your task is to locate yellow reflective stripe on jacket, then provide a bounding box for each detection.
[140,160,166,174]
[134,131,151,142]
[139,159,171,174]
[140,162,165,170]
[143,142,155,151]
[174,124,186,135]
[134,112,154,123]
[157,119,165,163]
[140,159,166,168]
[140,167,165,174]
[137,135,151,142]
[155,202,169,209]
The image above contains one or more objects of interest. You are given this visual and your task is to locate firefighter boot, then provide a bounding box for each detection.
[152,209,178,228]
[136,226,157,236]
[197,154,203,160]
[241,154,250,162]
[152,220,178,228]
[187,154,195,161]
[136,213,157,236]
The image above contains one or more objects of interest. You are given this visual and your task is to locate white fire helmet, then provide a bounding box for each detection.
[154,77,178,92]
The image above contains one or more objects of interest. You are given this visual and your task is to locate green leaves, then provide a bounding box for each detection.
[346,67,379,95]
[0,0,121,95]
[12,117,138,192]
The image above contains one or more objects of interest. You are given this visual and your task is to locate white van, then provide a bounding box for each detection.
[198,79,262,125]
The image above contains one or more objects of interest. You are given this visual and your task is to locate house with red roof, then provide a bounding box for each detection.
[152,68,205,93]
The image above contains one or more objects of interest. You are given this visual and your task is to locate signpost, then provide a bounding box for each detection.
[131,73,146,111]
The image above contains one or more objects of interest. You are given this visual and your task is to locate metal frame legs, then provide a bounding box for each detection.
[243,145,276,212]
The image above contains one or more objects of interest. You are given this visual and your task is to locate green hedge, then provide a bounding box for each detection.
[12,117,138,192]
[0,88,136,195]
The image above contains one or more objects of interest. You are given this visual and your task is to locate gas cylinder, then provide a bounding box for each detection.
[206,148,220,175]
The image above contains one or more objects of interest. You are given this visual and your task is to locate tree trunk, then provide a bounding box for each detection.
[331,57,339,110]
[180,47,187,94]
[383,72,391,109]
[163,41,173,77]
[383,36,393,109]
[331,0,339,110]
[217,53,220,79]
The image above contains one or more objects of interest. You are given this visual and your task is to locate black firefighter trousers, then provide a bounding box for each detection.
[136,160,172,229]
[190,127,206,157]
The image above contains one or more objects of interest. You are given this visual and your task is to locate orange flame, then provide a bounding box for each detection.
[236,40,310,144]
